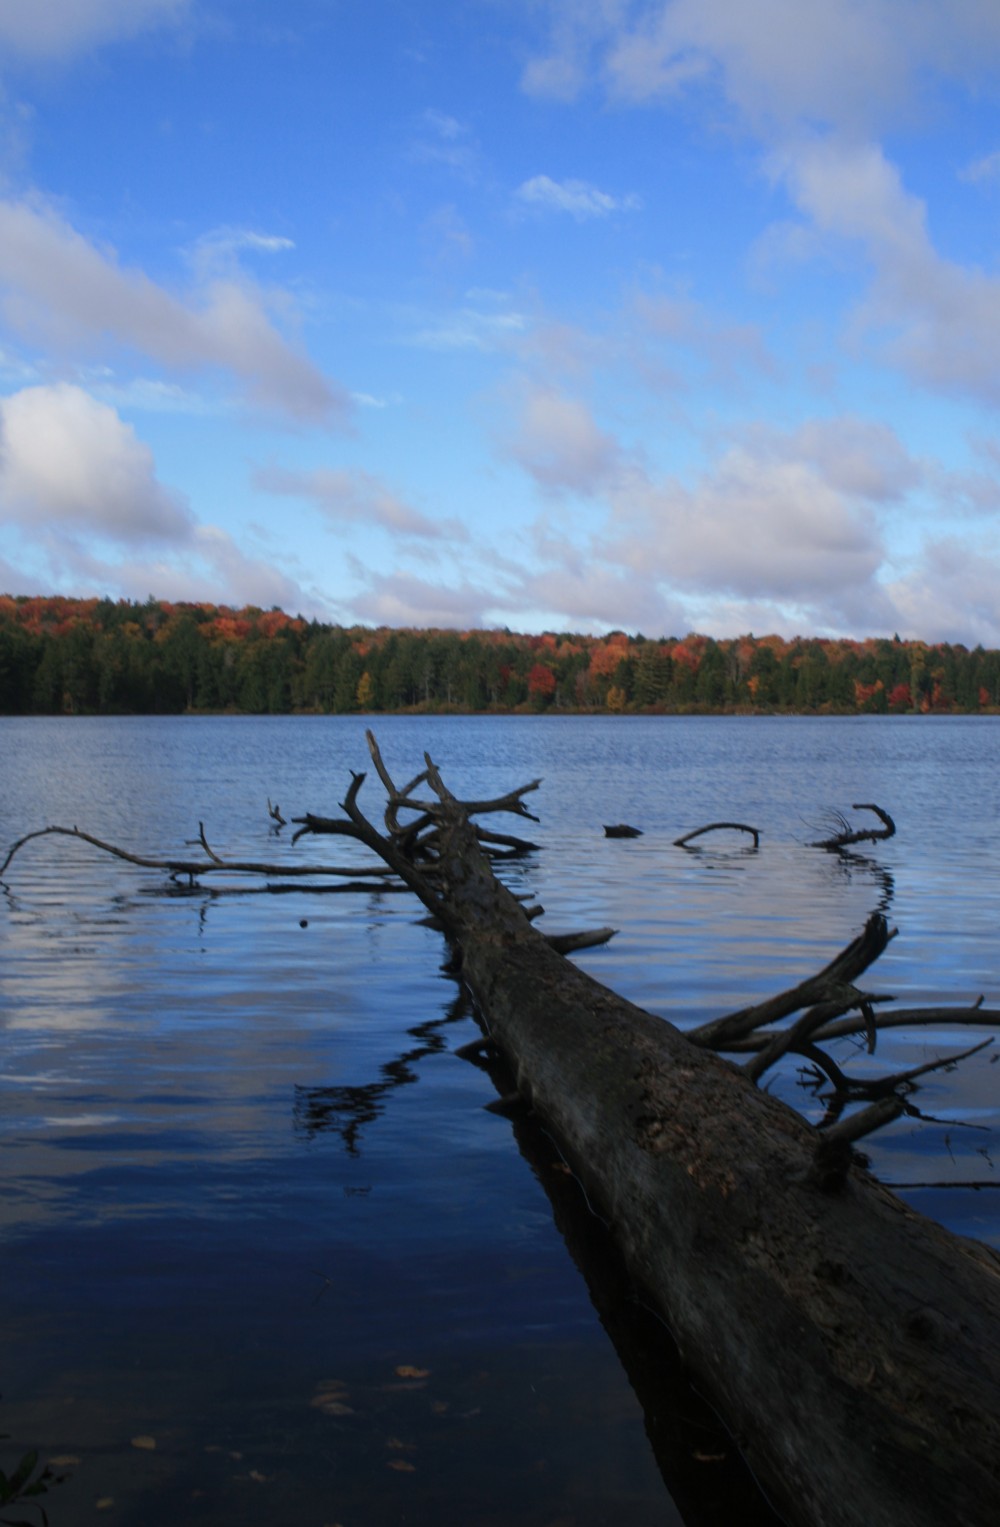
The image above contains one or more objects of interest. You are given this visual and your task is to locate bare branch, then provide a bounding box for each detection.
[674,821,761,848]
[475,825,539,856]
[819,1094,908,1149]
[1,823,397,883]
[717,1001,1000,1053]
[841,1038,994,1099]
[810,803,896,851]
[544,927,618,955]
[689,912,893,1050]
[198,822,223,865]
[806,1097,909,1191]
[744,991,876,1084]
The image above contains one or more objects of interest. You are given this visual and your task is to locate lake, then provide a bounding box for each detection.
[1,714,998,1525]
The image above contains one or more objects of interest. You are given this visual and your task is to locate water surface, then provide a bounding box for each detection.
[1,716,997,1524]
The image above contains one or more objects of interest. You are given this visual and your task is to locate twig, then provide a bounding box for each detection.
[198,822,223,864]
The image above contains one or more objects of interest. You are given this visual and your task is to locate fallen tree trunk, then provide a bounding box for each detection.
[293,736,1000,1527]
[5,737,1000,1525]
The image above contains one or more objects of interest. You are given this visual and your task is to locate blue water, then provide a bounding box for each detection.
[1,715,997,1524]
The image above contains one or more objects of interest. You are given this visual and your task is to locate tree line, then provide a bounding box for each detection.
[1,593,998,716]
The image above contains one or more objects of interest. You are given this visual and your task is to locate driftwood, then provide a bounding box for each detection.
[4,738,1000,1527]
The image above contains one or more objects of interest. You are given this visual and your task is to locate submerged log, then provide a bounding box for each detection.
[292,735,1000,1527]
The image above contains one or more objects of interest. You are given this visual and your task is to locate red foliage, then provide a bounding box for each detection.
[256,607,293,639]
[589,634,629,678]
[209,616,253,643]
[853,679,883,709]
[527,663,557,697]
[669,640,700,673]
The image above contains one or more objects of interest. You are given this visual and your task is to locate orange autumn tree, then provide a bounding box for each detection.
[527,662,557,705]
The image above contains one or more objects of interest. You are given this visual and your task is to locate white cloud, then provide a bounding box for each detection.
[777,138,1000,406]
[888,536,1000,645]
[523,7,1000,416]
[747,416,922,503]
[510,556,681,635]
[188,525,316,615]
[0,0,189,64]
[410,109,481,180]
[188,227,297,278]
[0,383,322,615]
[351,390,402,409]
[960,149,1000,184]
[515,174,641,219]
[0,196,346,423]
[90,375,218,415]
[604,0,912,132]
[406,302,526,351]
[254,464,464,541]
[497,405,908,633]
[520,0,631,102]
[524,1,1000,136]
[351,571,493,629]
[609,447,887,607]
[0,382,192,542]
[15,528,318,620]
[631,290,774,385]
[505,386,621,494]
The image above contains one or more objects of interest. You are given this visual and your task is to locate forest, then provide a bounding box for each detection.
[1,592,999,717]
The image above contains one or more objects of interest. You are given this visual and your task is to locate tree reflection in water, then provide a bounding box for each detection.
[293,987,472,1155]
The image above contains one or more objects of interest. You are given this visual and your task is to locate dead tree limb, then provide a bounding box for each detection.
[721,1000,1000,1051]
[810,802,896,850]
[0,823,398,886]
[674,821,761,848]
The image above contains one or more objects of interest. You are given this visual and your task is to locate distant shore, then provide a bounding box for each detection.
[2,594,996,717]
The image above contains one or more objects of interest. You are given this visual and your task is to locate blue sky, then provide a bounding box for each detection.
[3,1,1000,643]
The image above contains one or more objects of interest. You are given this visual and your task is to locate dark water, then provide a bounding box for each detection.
[1,715,997,1525]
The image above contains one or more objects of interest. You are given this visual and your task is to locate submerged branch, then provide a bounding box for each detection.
[0,823,397,884]
[810,802,896,850]
[674,821,761,848]
[722,1002,1000,1053]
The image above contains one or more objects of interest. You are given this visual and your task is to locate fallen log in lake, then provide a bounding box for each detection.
[4,734,1000,1527]
[292,734,1000,1527]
